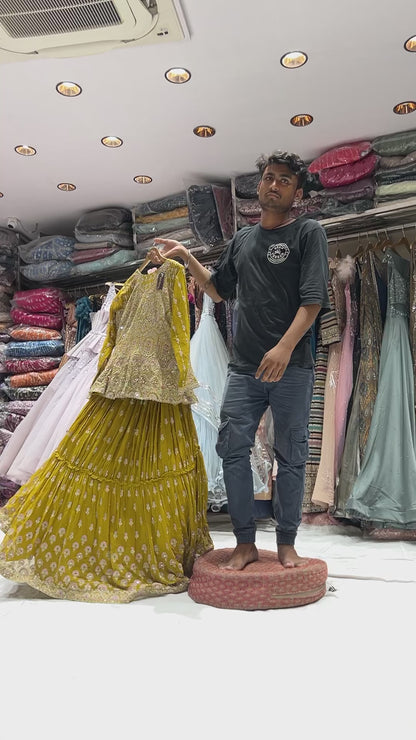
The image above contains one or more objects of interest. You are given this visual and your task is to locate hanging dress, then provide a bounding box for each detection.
[0,285,117,486]
[0,260,213,602]
[311,278,343,509]
[346,250,416,528]
[190,292,229,511]
[335,251,383,517]
[334,256,357,480]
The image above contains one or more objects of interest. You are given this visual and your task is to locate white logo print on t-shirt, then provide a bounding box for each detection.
[267,243,290,264]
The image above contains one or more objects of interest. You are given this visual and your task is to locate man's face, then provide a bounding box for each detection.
[257,163,303,213]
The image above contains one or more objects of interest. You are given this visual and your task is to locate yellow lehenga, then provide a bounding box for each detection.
[0,260,213,603]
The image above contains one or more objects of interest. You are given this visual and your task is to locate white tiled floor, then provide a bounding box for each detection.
[1,515,415,740]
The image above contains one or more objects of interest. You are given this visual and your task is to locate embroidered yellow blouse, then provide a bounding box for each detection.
[90,259,198,404]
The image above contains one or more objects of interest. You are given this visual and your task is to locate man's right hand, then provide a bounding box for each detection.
[153,238,188,262]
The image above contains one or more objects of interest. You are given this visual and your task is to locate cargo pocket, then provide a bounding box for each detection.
[215,419,230,460]
[290,427,309,465]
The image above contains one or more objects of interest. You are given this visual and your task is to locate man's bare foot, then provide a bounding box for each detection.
[278,544,307,568]
[219,544,259,571]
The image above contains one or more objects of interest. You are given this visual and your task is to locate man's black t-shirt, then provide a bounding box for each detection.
[210,218,330,374]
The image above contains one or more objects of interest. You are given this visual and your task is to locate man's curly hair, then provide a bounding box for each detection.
[256,151,308,189]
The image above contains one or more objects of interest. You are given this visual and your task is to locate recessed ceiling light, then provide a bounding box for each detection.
[280,51,308,69]
[165,67,191,84]
[193,125,216,138]
[101,136,123,148]
[15,145,36,156]
[290,114,314,127]
[57,183,76,191]
[404,35,416,52]
[56,81,82,97]
[393,101,416,114]
[0,192,3,198]
[134,175,152,184]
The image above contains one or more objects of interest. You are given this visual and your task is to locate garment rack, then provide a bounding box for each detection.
[327,221,416,245]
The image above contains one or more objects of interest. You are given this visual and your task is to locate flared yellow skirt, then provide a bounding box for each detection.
[0,394,213,603]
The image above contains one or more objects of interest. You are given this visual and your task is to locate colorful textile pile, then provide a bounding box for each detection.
[234,172,261,228]
[133,191,201,258]
[372,129,416,204]
[0,288,65,407]
[304,141,377,219]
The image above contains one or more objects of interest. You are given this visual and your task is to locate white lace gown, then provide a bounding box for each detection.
[190,293,229,511]
[0,285,116,485]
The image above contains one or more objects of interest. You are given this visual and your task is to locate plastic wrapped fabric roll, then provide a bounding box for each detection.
[3,400,36,415]
[20,260,74,282]
[75,207,132,232]
[74,229,134,248]
[308,141,372,173]
[0,384,46,401]
[237,198,261,216]
[18,235,75,264]
[319,154,379,188]
[134,230,200,258]
[10,309,63,330]
[9,326,62,341]
[7,368,59,388]
[6,340,64,359]
[5,357,61,374]
[234,172,261,198]
[135,206,188,223]
[13,288,64,314]
[320,178,375,203]
[186,184,224,249]
[70,247,118,264]
[375,181,416,198]
[1,411,24,432]
[133,192,187,217]
[134,216,190,237]
[379,151,416,169]
[212,184,234,241]
[375,165,416,185]
[372,129,416,156]
[69,249,135,277]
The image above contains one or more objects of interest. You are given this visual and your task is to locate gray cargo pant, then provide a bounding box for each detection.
[216,367,314,546]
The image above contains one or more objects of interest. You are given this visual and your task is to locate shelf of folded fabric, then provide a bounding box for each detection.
[319,195,416,238]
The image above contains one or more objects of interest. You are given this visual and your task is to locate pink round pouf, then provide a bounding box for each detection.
[188,549,328,610]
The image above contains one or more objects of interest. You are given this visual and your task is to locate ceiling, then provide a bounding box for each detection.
[1,0,416,237]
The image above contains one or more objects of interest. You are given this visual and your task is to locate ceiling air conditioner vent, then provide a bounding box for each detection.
[1,0,123,39]
[0,0,187,59]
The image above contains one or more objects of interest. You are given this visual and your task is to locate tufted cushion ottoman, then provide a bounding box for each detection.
[188,549,328,610]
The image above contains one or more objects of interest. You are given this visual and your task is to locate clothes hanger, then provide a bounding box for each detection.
[139,246,167,273]
[380,229,394,252]
[393,226,411,259]
[352,233,365,259]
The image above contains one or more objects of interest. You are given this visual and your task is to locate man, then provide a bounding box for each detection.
[155,151,330,570]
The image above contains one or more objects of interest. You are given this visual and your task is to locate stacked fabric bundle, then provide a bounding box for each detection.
[0,228,19,340]
[0,400,35,505]
[19,235,76,282]
[0,288,65,404]
[234,172,261,228]
[0,228,20,470]
[372,129,416,204]
[19,210,136,284]
[73,207,135,274]
[133,191,201,258]
[306,141,378,218]
[186,184,232,248]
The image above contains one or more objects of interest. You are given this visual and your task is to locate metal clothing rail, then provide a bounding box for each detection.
[327,221,416,245]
